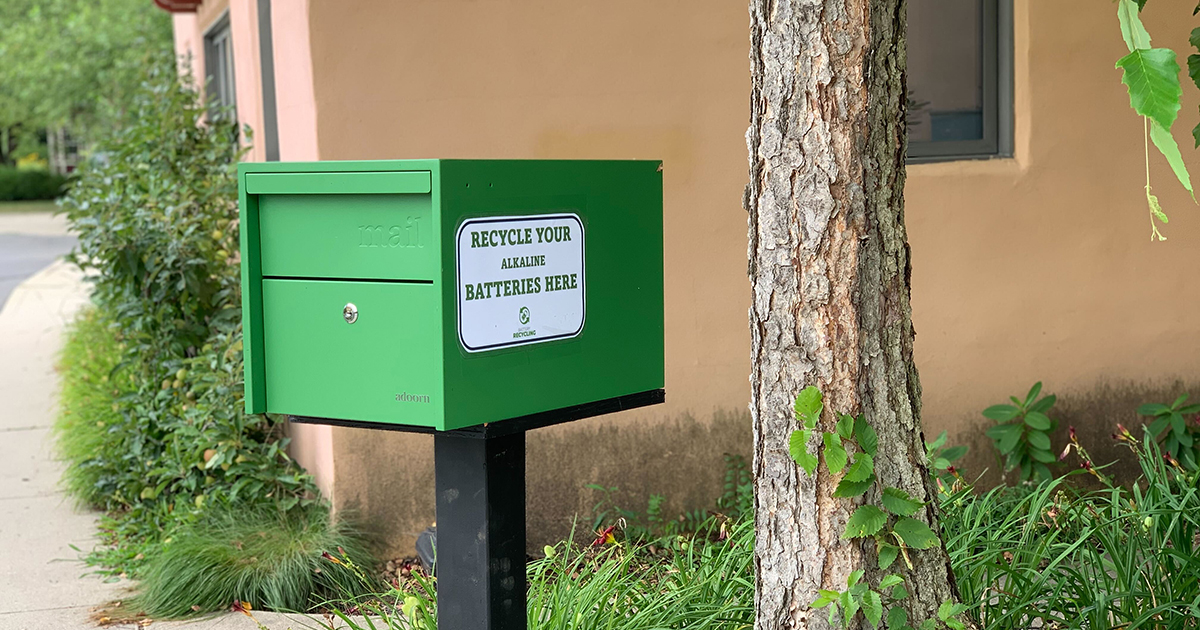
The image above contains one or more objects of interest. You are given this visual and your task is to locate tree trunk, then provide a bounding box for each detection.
[745,0,962,628]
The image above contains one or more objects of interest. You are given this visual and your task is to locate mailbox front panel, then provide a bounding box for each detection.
[259,193,435,281]
[260,279,444,426]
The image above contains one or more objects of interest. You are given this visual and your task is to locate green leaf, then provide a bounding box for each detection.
[834,474,876,498]
[882,487,924,517]
[987,423,1022,454]
[879,574,904,589]
[812,589,840,608]
[1148,416,1170,437]
[1171,412,1187,437]
[927,431,948,451]
[1023,382,1043,407]
[1028,393,1057,414]
[1116,48,1183,131]
[1027,430,1051,451]
[1189,54,1200,93]
[877,543,900,570]
[844,453,875,482]
[847,569,864,588]
[893,517,940,549]
[1030,448,1057,464]
[1024,411,1052,431]
[862,590,883,627]
[1034,463,1053,481]
[843,505,888,539]
[1172,393,1191,408]
[1140,402,1171,416]
[940,445,968,462]
[887,606,909,630]
[938,602,970,630]
[836,414,855,440]
[1150,121,1195,200]
[794,386,823,428]
[982,404,1020,421]
[855,416,878,456]
[789,429,818,476]
[842,591,860,626]
[892,584,909,600]
[825,433,848,475]
[1118,0,1152,51]
[1192,119,1200,150]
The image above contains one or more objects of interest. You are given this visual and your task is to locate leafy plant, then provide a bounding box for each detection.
[1138,393,1200,469]
[789,386,962,630]
[716,453,753,521]
[982,382,1059,482]
[925,431,968,484]
[1112,0,1196,240]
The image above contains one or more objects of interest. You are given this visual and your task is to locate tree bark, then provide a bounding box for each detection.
[745,0,961,628]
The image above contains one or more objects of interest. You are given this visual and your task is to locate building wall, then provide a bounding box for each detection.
[174,0,1200,557]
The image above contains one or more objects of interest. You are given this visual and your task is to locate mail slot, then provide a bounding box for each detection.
[239,159,665,431]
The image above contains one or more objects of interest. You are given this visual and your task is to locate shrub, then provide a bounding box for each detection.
[54,54,331,584]
[0,166,69,200]
[982,382,1061,482]
[129,506,379,618]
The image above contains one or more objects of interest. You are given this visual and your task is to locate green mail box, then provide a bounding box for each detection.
[239,160,664,431]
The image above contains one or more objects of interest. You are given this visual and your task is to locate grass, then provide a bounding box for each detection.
[54,307,130,508]
[326,518,754,630]
[0,199,59,213]
[321,430,1200,630]
[126,505,379,619]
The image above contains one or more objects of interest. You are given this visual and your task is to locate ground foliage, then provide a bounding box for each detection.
[54,56,324,578]
[317,420,1200,630]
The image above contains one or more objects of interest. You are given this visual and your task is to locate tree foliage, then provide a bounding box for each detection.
[0,0,172,140]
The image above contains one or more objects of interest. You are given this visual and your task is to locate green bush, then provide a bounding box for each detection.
[130,506,379,618]
[54,55,334,585]
[0,167,69,200]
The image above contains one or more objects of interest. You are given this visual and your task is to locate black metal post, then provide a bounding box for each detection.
[434,431,527,630]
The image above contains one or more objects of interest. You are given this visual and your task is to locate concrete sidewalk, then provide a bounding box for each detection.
[0,217,345,629]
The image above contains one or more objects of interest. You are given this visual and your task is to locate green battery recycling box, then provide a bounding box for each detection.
[239,159,664,432]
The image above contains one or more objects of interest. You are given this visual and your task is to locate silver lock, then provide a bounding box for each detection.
[343,303,358,324]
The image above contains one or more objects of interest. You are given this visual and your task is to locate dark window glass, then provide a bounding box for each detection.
[907,0,1012,161]
[203,14,237,122]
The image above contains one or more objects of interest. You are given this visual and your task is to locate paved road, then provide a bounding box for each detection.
[0,233,77,311]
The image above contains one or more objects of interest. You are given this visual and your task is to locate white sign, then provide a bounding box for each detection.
[456,213,585,352]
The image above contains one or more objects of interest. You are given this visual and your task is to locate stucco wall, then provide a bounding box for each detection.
[175,0,1200,556]
[304,0,754,554]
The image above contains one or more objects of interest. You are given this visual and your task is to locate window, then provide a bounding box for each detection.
[203,13,237,121]
[907,0,1012,161]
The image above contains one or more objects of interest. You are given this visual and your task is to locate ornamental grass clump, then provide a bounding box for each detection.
[128,506,379,619]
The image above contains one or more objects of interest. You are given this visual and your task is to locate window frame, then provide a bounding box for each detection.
[203,11,237,122]
[907,0,1013,163]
